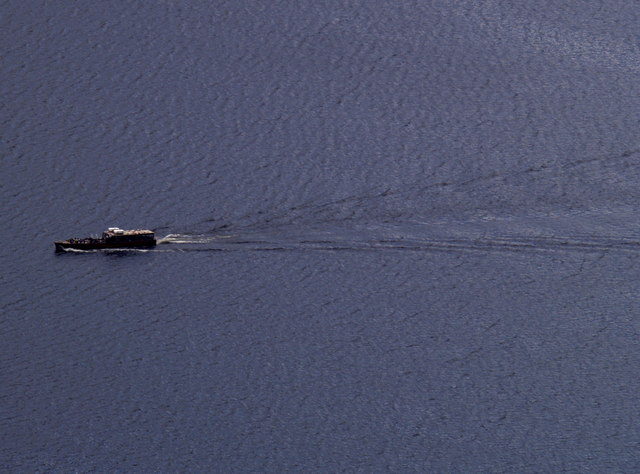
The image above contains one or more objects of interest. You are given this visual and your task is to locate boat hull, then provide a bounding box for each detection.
[54,240,157,252]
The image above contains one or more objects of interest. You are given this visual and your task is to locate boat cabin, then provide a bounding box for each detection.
[102,227,155,243]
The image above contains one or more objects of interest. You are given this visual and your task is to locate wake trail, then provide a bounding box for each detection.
[154,231,640,255]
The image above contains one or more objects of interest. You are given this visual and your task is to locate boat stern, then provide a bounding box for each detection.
[54,240,72,252]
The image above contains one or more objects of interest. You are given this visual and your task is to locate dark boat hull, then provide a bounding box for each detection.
[54,240,157,252]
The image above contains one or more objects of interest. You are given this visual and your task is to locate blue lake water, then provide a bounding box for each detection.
[3,1,640,471]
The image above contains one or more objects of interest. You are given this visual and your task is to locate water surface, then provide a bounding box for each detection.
[3,0,640,471]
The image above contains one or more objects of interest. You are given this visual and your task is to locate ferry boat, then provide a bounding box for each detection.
[54,227,156,252]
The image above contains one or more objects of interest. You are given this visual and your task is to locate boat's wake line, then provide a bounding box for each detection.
[154,231,640,255]
[157,234,224,244]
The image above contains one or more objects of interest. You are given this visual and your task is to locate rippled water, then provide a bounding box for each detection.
[4,1,640,471]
